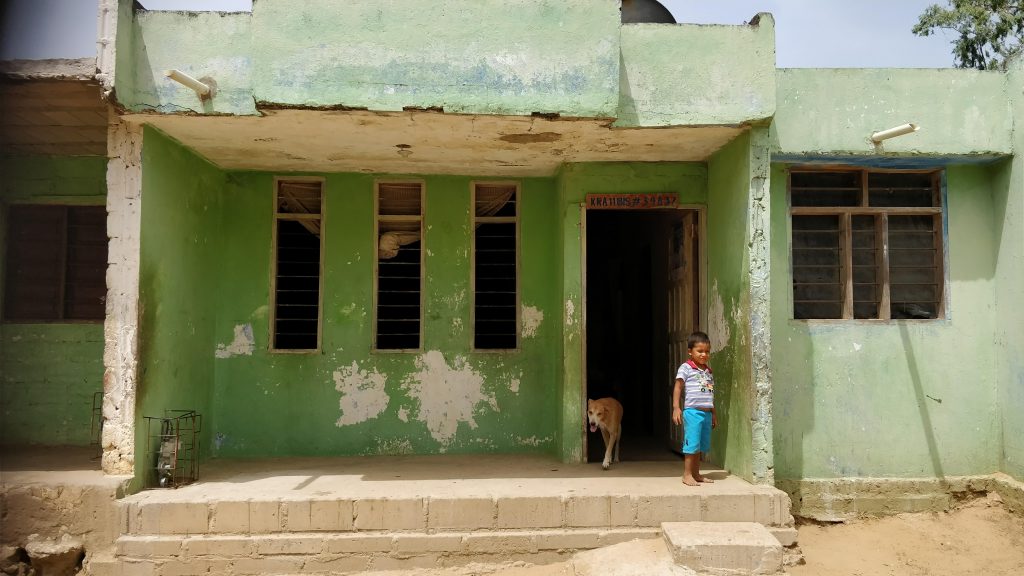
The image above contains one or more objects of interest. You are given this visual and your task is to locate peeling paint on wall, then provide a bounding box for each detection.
[215,324,255,358]
[402,351,496,445]
[374,438,413,455]
[509,377,521,394]
[252,305,268,319]
[707,281,730,353]
[565,299,576,327]
[521,304,543,338]
[397,406,409,422]
[333,362,390,426]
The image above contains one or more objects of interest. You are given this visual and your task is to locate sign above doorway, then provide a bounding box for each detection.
[585,193,678,210]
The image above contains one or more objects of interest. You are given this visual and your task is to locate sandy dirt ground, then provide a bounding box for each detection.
[353,493,1024,576]
[788,493,1024,576]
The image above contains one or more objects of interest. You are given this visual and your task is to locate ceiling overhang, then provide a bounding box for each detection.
[133,109,745,177]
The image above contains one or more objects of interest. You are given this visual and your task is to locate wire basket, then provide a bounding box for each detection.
[144,410,201,488]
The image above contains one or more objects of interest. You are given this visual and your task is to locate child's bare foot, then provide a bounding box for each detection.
[681,475,700,486]
[697,476,714,483]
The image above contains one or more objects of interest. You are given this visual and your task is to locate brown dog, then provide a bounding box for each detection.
[587,397,623,470]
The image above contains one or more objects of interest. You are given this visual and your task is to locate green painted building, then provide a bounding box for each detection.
[3,1,1021,507]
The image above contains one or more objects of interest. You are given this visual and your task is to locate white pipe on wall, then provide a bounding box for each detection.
[165,69,211,97]
[871,123,919,143]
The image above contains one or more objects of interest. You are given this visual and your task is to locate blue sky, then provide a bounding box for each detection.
[2,0,956,68]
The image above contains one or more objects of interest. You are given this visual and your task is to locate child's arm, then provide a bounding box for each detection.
[672,379,683,425]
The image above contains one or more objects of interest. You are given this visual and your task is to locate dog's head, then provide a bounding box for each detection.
[586,399,607,433]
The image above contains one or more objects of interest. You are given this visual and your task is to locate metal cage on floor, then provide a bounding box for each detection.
[144,410,201,488]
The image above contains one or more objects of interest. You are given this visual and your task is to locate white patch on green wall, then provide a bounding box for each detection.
[521,304,543,338]
[442,289,466,310]
[517,435,551,447]
[707,281,730,353]
[403,351,496,446]
[397,406,410,422]
[334,362,390,427]
[252,305,269,319]
[340,303,357,316]
[215,324,255,358]
[451,317,463,335]
[509,377,521,394]
[565,299,576,327]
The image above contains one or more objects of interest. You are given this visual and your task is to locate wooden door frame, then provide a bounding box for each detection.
[579,204,707,462]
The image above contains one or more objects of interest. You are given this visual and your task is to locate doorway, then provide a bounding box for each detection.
[584,208,701,463]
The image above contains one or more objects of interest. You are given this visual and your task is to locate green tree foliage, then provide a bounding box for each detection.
[913,0,1023,69]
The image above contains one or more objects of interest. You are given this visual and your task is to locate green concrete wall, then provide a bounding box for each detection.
[706,134,756,481]
[208,171,562,457]
[774,69,1011,156]
[617,16,775,127]
[996,58,1024,480]
[0,156,107,446]
[769,163,1001,480]
[251,0,620,117]
[555,162,708,462]
[135,128,224,482]
[124,10,254,114]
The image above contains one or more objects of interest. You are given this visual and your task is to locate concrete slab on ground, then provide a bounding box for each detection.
[662,521,783,575]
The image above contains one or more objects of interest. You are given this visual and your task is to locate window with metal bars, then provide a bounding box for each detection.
[473,183,518,349]
[3,204,107,322]
[375,182,423,350]
[789,169,944,320]
[271,179,323,351]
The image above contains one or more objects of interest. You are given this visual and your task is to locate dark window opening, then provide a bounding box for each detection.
[376,182,422,350]
[4,204,107,322]
[474,183,518,349]
[272,180,322,350]
[789,170,943,320]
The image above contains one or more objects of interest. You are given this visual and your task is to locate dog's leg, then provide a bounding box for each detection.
[613,429,620,463]
[598,426,610,467]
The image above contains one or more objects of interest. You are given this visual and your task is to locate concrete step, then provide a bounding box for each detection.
[113,528,661,575]
[118,491,792,536]
[661,522,783,575]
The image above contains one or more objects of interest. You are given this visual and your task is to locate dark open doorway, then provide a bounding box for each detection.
[585,209,700,463]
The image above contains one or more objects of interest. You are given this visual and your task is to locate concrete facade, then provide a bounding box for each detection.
[2,0,1022,512]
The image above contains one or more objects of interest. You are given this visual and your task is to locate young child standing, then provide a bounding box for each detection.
[672,331,717,486]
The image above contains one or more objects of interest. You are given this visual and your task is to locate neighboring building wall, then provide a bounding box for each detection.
[769,163,1002,480]
[0,156,107,446]
[996,59,1024,480]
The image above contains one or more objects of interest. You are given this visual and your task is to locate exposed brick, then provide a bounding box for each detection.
[249,501,280,533]
[608,496,635,526]
[230,556,305,575]
[158,503,208,535]
[309,499,353,531]
[254,534,324,555]
[117,535,183,557]
[565,496,609,527]
[496,496,563,528]
[533,530,600,550]
[281,500,311,532]
[210,501,250,533]
[427,497,494,530]
[636,495,701,525]
[120,560,160,576]
[394,534,463,554]
[462,533,535,554]
[302,555,369,573]
[181,535,253,557]
[370,553,441,571]
[324,534,393,554]
[354,498,424,530]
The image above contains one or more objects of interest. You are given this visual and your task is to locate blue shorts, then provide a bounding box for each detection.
[682,408,712,455]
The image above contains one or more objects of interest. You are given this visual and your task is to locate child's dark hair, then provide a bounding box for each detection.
[687,331,711,349]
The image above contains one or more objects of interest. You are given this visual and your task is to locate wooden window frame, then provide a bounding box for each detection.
[373,179,425,352]
[788,167,946,321]
[2,203,107,324]
[269,176,325,353]
[471,181,521,352]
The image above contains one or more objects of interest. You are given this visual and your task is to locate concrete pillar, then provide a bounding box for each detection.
[747,127,773,485]
[102,112,142,475]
